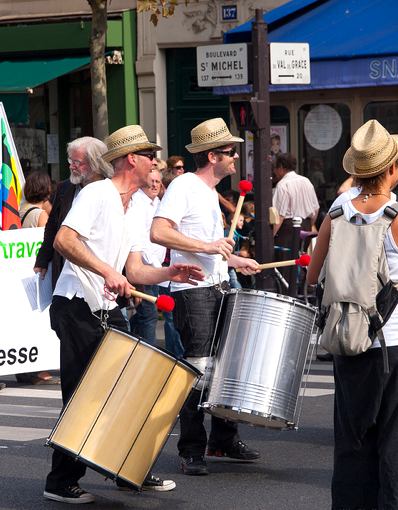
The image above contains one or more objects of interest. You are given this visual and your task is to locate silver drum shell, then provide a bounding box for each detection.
[201,289,317,429]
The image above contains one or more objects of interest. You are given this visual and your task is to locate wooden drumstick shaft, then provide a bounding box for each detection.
[129,288,157,303]
[257,259,299,270]
[236,256,309,273]
[227,194,245,241]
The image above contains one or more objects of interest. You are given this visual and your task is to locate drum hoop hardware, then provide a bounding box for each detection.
[292,307,318,429]
[198,287,227,408]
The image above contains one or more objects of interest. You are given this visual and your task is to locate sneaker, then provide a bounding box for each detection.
[142,475,176,492]
[43,485,95,504]
[207,440,260,460]
[181,456,209,476]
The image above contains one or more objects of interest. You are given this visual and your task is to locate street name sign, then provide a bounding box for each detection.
[197,43,248,87]
[270,42,310,84]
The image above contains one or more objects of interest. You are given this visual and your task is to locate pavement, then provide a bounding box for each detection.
[0,320,335,509]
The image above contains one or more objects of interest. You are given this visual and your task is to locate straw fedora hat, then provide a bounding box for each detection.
[343,119,398,178]
[185,118,243,154]
[102,125,162,163]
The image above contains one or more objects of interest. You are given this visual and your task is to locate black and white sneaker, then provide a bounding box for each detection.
[43,485,95,504]
[142,475,176,492]
[117,475,176,492]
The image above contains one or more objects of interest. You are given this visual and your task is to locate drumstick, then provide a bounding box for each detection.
[129,288,175,312]
[227,180,253,241]
[236,254,311,273]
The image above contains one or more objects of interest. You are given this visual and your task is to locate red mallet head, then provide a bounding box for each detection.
[295,254,311,267]
[238,180,253,196]
[156,294,175,312]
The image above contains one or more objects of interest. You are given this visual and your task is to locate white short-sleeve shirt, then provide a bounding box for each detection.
[155,172,229,291]
[54,179,142,310]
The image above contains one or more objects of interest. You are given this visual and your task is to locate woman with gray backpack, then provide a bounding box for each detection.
[307,119,398,510]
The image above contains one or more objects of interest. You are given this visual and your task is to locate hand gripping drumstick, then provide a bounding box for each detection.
[236,254,311,273]
[227,180,253,241]
[130,288,175,312]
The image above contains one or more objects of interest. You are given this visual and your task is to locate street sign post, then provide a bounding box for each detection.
[270,42,310,84]
[197,43,248,87]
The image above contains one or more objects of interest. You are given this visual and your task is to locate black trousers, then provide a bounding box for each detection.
[332,346,398,510]
[172,286,239,458]
[45,296,127,491]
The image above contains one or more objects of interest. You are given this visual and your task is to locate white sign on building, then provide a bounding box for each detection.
[270,42,310,84]
[197,43,248,87]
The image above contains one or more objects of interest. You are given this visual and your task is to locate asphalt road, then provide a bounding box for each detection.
[0,352,334,510]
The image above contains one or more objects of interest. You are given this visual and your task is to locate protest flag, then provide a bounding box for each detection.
[0,102,24,230]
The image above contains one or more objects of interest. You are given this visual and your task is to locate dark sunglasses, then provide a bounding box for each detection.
[173,165,184,170]
[213,147,237,157]
[135,151,156,161]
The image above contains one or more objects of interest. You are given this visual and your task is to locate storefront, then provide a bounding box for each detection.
[0,2,138,181]
[217,0,398,211]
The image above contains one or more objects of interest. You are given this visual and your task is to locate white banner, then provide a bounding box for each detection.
[0,227,59,375]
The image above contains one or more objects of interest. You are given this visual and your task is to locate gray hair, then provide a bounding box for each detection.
[67,136,113,178]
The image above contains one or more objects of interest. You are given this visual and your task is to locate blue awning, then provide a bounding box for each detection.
[219,0,398,93]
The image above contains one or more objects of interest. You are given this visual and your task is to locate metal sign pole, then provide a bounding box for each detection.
[251,9,274,290]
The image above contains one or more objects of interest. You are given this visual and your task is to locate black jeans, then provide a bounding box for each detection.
[332,346,398,510]
[172,286,239,457]
[45,296,127,491]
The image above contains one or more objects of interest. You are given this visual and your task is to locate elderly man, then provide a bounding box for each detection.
[151,117,260,476]
[34,136,113,290]
[43,125,204,504]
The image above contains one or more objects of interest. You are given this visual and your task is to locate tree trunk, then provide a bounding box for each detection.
[88,0,109,140]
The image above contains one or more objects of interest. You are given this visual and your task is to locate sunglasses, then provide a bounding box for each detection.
[135,151,156,161]
[173,165,184,170]
[213,147,237,157]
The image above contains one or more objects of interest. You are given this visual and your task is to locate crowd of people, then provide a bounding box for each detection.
[7,115,398,508]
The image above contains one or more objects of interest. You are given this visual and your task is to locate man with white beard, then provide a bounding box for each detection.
[34,137,113,290]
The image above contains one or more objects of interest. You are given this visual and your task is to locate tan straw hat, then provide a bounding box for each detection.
[343,119,398,177]
[185,118,243,154]
[102,125,162,163]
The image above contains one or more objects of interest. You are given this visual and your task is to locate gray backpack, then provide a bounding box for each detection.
[318,204,398,373]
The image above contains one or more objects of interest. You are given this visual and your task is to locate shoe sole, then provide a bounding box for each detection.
[43,491,95,504]
[181,468,209,476]
[142,481,176,492]
[207,450,260,461]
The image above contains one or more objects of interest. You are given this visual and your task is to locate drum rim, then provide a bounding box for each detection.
[201,402,292,427]
[226,288,317,312]
[106,327,202,376]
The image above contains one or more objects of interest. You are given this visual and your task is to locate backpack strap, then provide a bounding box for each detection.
[329,206,343,220]
[368,306,389,374]
[21,206,39,226]
[384,202,398,221]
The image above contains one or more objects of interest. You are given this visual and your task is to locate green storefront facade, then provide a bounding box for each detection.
[0,9,138,180]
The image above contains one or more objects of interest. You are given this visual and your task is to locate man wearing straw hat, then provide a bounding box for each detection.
[43,125,205,504]
[151,118,260,476]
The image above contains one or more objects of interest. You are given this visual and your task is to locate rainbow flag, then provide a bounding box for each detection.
[0,102,24,230]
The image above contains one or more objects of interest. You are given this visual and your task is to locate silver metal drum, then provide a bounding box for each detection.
[201,289,317,429]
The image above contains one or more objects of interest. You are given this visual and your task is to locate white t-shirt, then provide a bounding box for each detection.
[130,188,166,267]
[54,179,143,311]
[337,198,398,348]
[155,172,229,291]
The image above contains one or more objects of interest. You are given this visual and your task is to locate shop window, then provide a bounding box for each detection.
[364,101,398,134]
[298,103,351,213]
[242,105,290,182]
